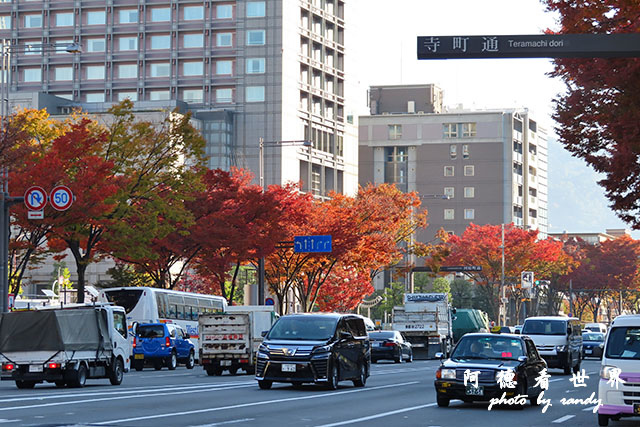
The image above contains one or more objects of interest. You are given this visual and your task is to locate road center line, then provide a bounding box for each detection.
[190,418,255,426]
[93,381,420,425]
[552,415,575,423]
[315,402,438,427]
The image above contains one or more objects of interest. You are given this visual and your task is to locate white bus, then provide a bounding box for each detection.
[99,287,227,348]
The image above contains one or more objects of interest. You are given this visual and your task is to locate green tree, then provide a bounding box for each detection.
[431,277,452,301]
[369,282,405,323]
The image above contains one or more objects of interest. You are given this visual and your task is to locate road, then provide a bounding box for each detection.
[0,358,635,426]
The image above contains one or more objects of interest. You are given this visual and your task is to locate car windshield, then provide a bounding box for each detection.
[137,325,164,338]
[267,316,338,341]
[369,331,396,340]
[522,319,567,336]
[605,327,640,360]
[583,333,604,342]
[451,336,524,361]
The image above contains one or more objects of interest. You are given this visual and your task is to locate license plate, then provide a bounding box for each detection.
[134,354,144,359]
[29,365,43,373]
[465,384,484,396]
[634,403,640,415]
[585,349,592,354]
[220,360,231,366]
[373,342,381,347]
[282,364,296,372]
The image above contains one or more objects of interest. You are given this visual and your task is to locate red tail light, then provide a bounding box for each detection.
[2,363,14,371]
[132,337,137,349]
[47,363,60,369]
[384,342,397,347]
[436,368,442,379]
[165,337,171,347]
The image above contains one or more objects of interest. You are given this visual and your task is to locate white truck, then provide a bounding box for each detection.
[199,305,277,376]
[0,303,131,389]
[392,293,454,359]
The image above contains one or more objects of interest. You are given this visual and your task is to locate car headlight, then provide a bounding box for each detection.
[439,368,456,380]
[312,345,331,354]
[556,345,567,352]
[600,365,618,380]
[258,344,270,359]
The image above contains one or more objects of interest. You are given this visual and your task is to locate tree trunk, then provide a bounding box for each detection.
[228,261,241,306]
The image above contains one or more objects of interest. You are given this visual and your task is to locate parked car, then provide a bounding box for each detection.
[255,313,370,390]
[434,333,547,408]
[582,332,605,359]
[521,316,583,375]
[369,330,413,363]
[132,323,195,371]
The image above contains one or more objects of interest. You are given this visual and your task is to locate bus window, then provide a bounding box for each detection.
[156,292,168,318]
[103,289,144,313]
[176,304,186,320]
[169,304,177,319]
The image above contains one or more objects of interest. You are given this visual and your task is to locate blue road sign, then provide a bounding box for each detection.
[294,235,332,253]
[265,297,275,306]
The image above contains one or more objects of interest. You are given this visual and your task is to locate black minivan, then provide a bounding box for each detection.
[255,313,370,390]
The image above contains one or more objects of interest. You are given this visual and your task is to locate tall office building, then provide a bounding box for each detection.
[359,85,548,288]
[0,0,357,195]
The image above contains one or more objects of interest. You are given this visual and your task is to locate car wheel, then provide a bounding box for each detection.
[394,350,402,363]
[185,351,195,369]
[563,357,572,375]
[15,380,36,389]
[407,351,413,363]
[327,362,339,390]
[598,413,609,426]
[229,367,238,375]
[258,380,272,390]
[515,381,527,410]
[134,361,144,371]
[205,367,216,376]
[168,351,177,371]
[436,395,450,407]
[353,363,366,387]
[109,358,124,386]
[55,381,66,388]
[573,358,581,374]
[154,360,163,371]
[69,364,87,388]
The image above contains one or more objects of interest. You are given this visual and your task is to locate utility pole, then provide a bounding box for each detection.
[500,224,506,326]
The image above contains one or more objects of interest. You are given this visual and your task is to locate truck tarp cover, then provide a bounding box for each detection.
[0,308,112,352]
[452,309,490,342]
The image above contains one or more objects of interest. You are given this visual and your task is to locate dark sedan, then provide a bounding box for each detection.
[434,333,547,408]
[369,331,413,363]
[582,332,605,359]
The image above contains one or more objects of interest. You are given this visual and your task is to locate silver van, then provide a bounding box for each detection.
[522,316,582,375]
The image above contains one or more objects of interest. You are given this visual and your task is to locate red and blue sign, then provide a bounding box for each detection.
[24,186,47,211]
[50,185,74,211]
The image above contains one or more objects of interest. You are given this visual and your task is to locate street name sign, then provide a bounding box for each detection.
[412,265,482,272]
[294,235,332,253]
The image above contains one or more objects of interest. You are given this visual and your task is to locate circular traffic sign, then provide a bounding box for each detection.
[50,185,74,211]
[265,297,275,306]
[24,186,47,210]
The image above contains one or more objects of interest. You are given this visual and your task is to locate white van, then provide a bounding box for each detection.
[597,314,640,426]
[521,316,582,375]
[586,322,608,334]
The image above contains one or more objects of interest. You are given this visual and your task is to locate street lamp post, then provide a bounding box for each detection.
[0,41,81,312]
[257,138,311,305]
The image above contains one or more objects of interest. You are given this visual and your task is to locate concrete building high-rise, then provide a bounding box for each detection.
[0,0,357,197]
[359,85,548,289]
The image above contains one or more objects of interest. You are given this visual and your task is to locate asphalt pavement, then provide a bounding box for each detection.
[0,358,635,426]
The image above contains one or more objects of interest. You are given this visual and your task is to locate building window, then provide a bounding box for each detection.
[216,5,233,19]
[56,13,73,27]
[24,14,42,28]
[464,187,475,198]
[215,60,232,75]
[464,165,475,176]
[150,63,171,77]
[118,64,137,78]
[388,124,402,140]
[0,15,11,29]
[24,41,40,55]
[54,93,73,100]
[513,161,523,175]
[86,92,105,103]
[529,144,537,155]
[55,67,72,81]
[384,146,408,192]
[86,65,105,80]
[443,123,457,138]
[529,187,537,197]
[449,144,457,159]
[54,40,73,54]
[216,33,233,47]
[464,209,475,220]
[529,208,537,218]
[247,30,265,45]
[24,68,41,82]
[462,144,470,159]
[444,187,454,199]
[444,166,454,177]
[151,8,171,22]
[246,86,265,102]
[183,61,204,76]
[86,38,105,52]
[184,34,203,48]
[462,122,477,137]
[183,89,203,103]
[119,9,138,24]
[184,6,204,20]
[513,140,523,154]
[444,209,455,220]
[118,91,138,102]
[87,11,105,25]
[246,58,265,74]
[119,37,138,51]
[151,35,171,50]
[216,88,232,103]
[149,90,170,101]
[247,1,266,17]
[513,205,523,219]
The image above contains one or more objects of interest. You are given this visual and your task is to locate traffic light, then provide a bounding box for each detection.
[535,280,540,286]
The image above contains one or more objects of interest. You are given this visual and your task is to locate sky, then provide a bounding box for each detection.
[350,0,639,238]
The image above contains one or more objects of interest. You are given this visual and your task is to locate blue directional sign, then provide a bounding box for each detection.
[294,235,332,253]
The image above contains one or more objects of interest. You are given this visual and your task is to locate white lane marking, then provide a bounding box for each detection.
[552,415,575,423]
[93,381,420,425]
[191,419,255,427]
[0,381,255,404]
[0,383,255,412]
[584,405,599,412]
[0,420,20,424]
[316,402,437,427]
[549,378,565,383]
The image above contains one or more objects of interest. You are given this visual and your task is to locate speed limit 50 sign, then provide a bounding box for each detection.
[50,186,74,211]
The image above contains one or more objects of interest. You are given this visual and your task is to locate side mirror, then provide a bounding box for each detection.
[185,333,191,339]
[435,352,444,359]
[339,331,353,341]
[451,308,457,315]
[261,330,268,338]
[131,321,138,336]
[518,356,528,363]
